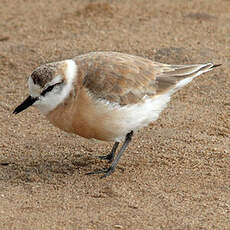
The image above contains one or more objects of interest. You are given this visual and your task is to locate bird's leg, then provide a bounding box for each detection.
[86,131,134,178]
[98,142,119,162]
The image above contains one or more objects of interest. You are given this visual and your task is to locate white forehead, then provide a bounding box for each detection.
[28,77,41,98]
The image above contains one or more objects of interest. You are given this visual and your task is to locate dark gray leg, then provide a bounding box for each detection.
[98,142,119,162]
[86,131,134,178]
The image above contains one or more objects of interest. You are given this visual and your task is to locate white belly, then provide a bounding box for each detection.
[100,93,171,142]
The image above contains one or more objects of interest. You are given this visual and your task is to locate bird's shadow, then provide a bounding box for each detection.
[0,154,99,184]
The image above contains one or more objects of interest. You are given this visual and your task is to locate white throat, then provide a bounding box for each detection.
[30,59,77,114]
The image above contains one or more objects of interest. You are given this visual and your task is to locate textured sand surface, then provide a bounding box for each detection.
[0,0,229,229]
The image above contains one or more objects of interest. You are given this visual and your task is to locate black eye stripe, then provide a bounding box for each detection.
[41,82,61,96]
[41,85,55,96]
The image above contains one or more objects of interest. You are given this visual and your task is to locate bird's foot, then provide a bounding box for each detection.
[97,153,114,162]
[86,166,115,178]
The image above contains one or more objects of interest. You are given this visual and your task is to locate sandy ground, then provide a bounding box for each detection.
[0,0,230,229]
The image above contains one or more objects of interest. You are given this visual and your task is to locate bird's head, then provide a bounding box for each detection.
[13,59,77,115]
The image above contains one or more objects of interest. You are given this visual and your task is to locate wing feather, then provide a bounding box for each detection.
[74,52,215,105]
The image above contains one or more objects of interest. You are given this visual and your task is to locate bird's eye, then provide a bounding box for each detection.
[41,82,61,96]
[41,85,55,96]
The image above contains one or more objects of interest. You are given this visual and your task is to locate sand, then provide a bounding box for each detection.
[0,0,229,229]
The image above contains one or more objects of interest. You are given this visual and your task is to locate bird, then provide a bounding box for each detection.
[13,51,221,178]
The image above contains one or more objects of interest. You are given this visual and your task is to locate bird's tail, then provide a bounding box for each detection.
[155,62,221,94]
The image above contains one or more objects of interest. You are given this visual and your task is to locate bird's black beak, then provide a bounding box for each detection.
[13,96,38,114]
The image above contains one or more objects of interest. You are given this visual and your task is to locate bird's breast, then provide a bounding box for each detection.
[46,87,129,142]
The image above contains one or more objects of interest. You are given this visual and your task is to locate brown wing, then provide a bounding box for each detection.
[75,52,160,105]
[74,52,214,106]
